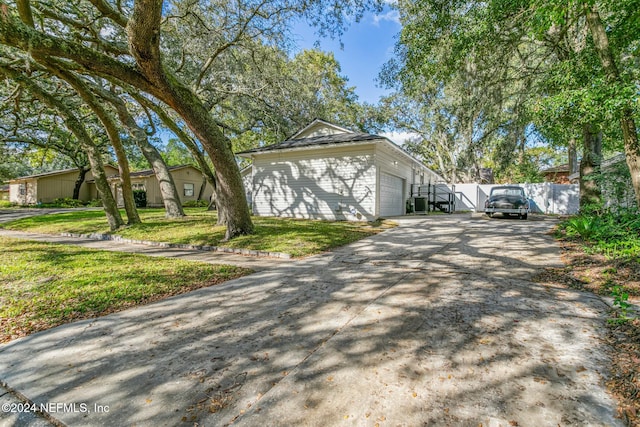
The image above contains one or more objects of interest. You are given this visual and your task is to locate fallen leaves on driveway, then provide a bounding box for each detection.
[533,240,640,427]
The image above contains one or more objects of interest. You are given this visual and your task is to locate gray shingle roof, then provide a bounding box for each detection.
[9,167,84,182]
[541,164,570,174]
[237,132,383,155]
[105,165,198,180]
[128,165,189,178]
[9,165,119,182]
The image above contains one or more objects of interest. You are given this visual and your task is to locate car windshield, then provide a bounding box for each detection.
[491,187,524,197]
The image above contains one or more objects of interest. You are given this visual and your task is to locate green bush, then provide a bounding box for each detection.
[565,216,597,239]
[561,207,640,260]
[86,199,103,207]
[182,199,208,207]
[39,198,86,208]
[0,200,13,208]
[132,190,147,208]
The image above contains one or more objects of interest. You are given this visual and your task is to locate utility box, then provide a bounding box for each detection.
[414,197,427,212]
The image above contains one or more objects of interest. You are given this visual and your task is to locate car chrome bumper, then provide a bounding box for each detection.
[485,207,529,214]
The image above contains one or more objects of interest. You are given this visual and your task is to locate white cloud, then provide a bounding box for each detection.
[381,131,421,147]
[372,10,400,26]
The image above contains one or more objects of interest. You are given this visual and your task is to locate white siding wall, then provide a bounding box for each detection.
[251,145,376,221]
[241,168,253,208]
[374,142,441,216]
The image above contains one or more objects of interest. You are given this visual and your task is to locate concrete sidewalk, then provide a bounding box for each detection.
[0,215,622,426]
[0,208,102,224]
[0,229,289,271]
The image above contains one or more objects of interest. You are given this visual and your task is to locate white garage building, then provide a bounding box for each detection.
[238,120,443,221]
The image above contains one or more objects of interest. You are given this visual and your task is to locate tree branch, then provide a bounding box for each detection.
[87,0,128,28]
[15,0,34,27]
[0,12,155,94]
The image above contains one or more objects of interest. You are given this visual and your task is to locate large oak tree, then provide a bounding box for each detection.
[1,0,376,239]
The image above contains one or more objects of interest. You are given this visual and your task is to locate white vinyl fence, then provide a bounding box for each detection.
[452,183,580,215]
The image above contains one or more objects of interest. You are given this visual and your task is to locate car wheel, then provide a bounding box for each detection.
[520,213,528,220]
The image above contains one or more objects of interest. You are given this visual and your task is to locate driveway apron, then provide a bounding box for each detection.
[0,215,621,427]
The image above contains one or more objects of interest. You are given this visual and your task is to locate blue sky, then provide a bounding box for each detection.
[292,8,401,105]
[292,9,415,145]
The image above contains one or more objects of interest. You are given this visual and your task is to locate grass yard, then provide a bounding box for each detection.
[0,237,252,343]
[2,208,395,257]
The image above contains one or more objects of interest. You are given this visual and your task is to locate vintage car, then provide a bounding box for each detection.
[484,186,530,219]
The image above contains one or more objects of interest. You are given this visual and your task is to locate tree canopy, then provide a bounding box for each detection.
[380,0,639,203]
[0,0,376,236]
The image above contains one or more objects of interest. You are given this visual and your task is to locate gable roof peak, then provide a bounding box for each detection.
[289,119,354,140]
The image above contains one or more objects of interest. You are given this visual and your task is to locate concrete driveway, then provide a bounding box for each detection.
[0,214,621,426]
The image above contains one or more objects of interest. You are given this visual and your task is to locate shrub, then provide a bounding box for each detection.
[39,198,86,208]
[183,200,208,207]
[0,200,13,208]
[132,190,147,208]
[565,216,597,240]
[562,208,640,260]
[86,199,103,207]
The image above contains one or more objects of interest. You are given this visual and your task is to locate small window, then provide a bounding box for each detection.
[132,183,146,191]
[18,183,26,196]
[183,183,194,197]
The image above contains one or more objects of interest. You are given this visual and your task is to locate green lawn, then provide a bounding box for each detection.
[2,208,394,257]
[0,236,252,343]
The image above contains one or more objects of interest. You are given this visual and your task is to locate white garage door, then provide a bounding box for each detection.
[380,173,404,217]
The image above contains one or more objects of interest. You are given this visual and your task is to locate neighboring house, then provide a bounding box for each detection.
[541,164,576,184]
[0,184,9,201]
[237,119,443,221]
[104,165,212,207]
[9,166,119,205]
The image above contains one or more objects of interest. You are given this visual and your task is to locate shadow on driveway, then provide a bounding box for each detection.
[0,214,622,426]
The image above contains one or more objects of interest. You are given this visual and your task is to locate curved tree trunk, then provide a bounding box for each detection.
[72,165,90,200]
[584,3,640,208]
[86,146,124,231]
[41,63,141,224]
[133,94,225,218]
[197,175,207,201]
[109,93,185,218]
[207,172,219,212]
[6,2,125,228]
[136,140,185,217]
[127,0,252,240]
[0,8,251,239]
[0,65,125,230]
